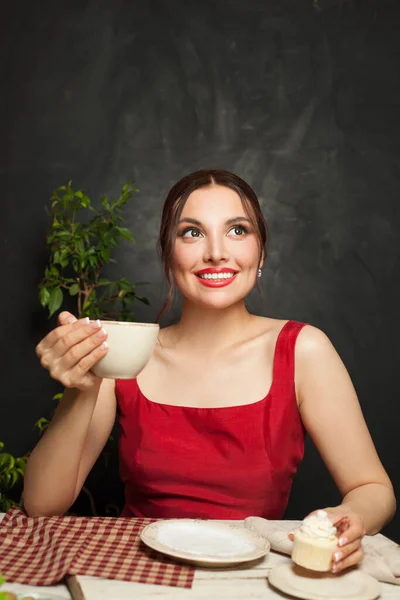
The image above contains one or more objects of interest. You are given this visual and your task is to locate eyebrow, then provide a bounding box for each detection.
[178,217,251,226]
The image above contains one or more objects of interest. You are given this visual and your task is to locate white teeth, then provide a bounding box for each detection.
[198,272,235,280]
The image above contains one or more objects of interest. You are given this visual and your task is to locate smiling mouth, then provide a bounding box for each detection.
[194,270,238,287]
[196,272,236,281]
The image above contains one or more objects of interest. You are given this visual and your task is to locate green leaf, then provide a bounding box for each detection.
[69,283,79,296]
[53,392,63,400]
[101,196,110,210]
[80,195,91,208]
[100,249,111,263]
[88,255,98,269]
[118,278,134,291]
[35,417,50,433]
[116,226,134,242]
[48,287,63,317]
[54,230,72,238]
[50,265,60,277]
[39,287,50,307]
[0,454,14,471]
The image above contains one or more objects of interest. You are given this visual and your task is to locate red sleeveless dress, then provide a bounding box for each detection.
[116,320,306,519]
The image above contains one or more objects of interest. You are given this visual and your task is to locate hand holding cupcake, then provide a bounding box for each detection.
[291,507,366,574]
[291,510,339,571]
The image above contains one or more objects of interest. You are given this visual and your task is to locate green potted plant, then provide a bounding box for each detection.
[35,181,149,515]
[0,442,27,513]
[39,181,149,320]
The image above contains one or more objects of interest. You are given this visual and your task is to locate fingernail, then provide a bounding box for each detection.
[90,319,101,329]
[339,537,348,547]
[96,328,107,338]
[67,316,77,324]
[100,341,108,350]
[83,317,90,324]
[331,563,338,573]
[334,551,342,562]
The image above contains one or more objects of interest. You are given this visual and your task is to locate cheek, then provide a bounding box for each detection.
[172,242,198,273]
[233,239,260,265]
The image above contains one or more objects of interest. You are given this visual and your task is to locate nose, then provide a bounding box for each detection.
[203,231,229,264]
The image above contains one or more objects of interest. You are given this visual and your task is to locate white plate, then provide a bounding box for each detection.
[140,519,270,567]
[268,563,381,600]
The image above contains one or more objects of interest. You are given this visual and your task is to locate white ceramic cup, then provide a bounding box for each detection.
[91,320,159,379]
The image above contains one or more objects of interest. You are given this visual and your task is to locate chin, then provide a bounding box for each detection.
[198,299,240,311]
[185,289,251,311]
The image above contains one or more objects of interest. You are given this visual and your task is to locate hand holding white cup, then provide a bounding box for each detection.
[36,312,109,391]
[36,312,159,389]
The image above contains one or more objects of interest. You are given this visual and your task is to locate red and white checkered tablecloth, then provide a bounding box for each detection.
[0,506,194,588]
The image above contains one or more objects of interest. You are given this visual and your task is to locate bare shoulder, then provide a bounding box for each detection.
[295,325,347,393]
[251,316,290,338]
[295,324,336,359]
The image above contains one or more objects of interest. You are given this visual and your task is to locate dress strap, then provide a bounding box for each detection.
[272,321,308,382]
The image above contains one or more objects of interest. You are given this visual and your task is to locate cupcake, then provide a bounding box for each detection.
[291,510,338,571]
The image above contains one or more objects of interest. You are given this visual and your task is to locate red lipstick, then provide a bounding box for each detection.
[194,268,238,288]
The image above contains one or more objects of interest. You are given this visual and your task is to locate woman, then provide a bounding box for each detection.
[25,169,396,574]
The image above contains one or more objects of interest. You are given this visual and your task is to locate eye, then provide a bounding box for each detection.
[180,227,203,238]
[228,225,248,236]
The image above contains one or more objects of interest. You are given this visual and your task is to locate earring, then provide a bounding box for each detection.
[257,268,262,278]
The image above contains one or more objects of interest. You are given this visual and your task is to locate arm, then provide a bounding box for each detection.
[295,326,396,568]
[24,311,115,517]
[24,379,116,517]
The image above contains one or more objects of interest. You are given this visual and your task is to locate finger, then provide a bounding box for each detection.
[51,340,108,388]
[332,537,362,565]
[36,317,90,358]
[337,521,365,547]
[52,328,108,377]
[332,548,363,573]
[52,320,105,360]
[63,342,109,387]
[333,516,352,538]
[58,311,78,326]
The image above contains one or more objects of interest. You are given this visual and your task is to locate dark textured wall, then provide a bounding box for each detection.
[1,0,399,540]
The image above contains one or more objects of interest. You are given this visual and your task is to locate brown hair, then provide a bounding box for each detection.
[157,169,269,321]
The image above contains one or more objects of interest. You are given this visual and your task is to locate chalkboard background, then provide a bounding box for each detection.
[1,0,399,541]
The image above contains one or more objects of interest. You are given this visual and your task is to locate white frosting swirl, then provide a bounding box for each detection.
[298,510,337,540]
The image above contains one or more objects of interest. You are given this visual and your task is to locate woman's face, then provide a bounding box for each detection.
[172,185,262,310]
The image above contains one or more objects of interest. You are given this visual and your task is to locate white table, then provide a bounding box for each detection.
[1,513,398,599]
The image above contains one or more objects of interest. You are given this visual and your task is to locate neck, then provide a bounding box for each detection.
[173,299,253,353]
